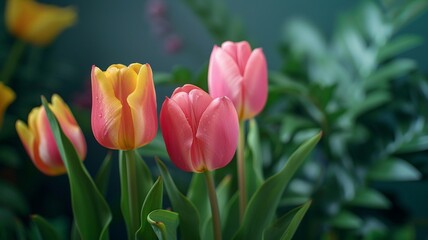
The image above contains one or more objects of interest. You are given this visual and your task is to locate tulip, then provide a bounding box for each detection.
[91,63,157,150]
[16,95,86,176]
[160,84,239,172]
[5,0,77,46]
[208,41,268,120]
[0,82,16,128]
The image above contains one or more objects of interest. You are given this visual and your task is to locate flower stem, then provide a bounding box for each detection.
[123,150,139,240]
[204,171,222,240]
[237,120,246,221]
[0,40,26,85]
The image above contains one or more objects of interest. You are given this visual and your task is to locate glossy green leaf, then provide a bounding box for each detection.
[330,210,362,229]
[136,177,163,240]
[147,209,179,240]
[156,159,201,240]
[95,151,113,196]
[120,150,154,239]
[42,97,111,240]
[233,132,321,240]
[31,215,60,240]
[187,173,209,239]
[364,59,416,89]
[246,119,264,200]
[348,188,391,209]
[377,35,422,61]
[263,200,311,240]
[368,158,421,181]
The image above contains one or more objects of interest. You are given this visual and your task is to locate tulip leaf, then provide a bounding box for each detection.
[147,209,179,240]
[31,215,61,240]
[187,173,209,238]
[222,193,240,239]
[156,158,201,240]
[95,151,113,196]
[233,132,321,240]
[120,150,154,238]
[41,96,111,240]
[263,200,312,240]
[136,177,163,240]
[246,119,264,200]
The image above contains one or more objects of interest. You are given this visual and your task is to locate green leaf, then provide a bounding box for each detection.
[345,91,390,120]
[364,59,416,89]
[139,133,169,159]
[263,200,312,240]
[377,35,422,61]
[147,209,179,240]
[0,147,21,168]
[31,215,61,240]
[216,175,232,230]
[368,158,421,181]
[222,193,239,240]
[156,159,201,240]
[42,96,111,240]
[120,150,154,238]
[154,72,173,85]
[396,135,428,153]
[95,151,113,196]
[348,188,391,209]
[269,72,308,96]
[330,210,362,229]
[246,119,264,200]
[393,0,428,30]
[233,132,322,240]
[187,173,209,239]
[136,177,163,240]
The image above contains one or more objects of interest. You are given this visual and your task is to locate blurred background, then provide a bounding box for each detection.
[1,0,428,239]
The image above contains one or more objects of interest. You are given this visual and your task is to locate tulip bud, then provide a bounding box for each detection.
[208,41,268,120]
[16,95,86,176]
[160,84,239,172]
[91,63,158,150]
[5,0,77,46]
[0,82,16,128]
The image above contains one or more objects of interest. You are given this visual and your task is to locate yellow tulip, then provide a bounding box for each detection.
[0,82,16,128]
[5,0,77,46]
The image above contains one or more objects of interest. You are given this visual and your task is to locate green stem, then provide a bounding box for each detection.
[237,120,246,221]
[122,150,139,240]
[0,40,26,85]
[204,171,222,240]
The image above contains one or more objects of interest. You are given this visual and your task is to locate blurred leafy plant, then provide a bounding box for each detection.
[261,0,428,238]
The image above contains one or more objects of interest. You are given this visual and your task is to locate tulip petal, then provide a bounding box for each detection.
[196,97,239,171]
[0,82,16,127]
[127,64,158,148]
[188,88,212,126]
[91,66,123,149]
[208,46,243,113]
[221,41,252,74]
[160,98,198,172]
[242,48,268,120]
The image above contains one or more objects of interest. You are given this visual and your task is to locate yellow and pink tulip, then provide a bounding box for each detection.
[91,63,158,150]
[16,95,86,176]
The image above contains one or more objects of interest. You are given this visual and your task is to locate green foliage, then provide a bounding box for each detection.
[31,215,61,240]
[147,209,179,240]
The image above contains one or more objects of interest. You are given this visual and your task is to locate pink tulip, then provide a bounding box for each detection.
[91,63,158,150]
[208,41,268,120]
[160,84,239,172]
[16,95,86,176]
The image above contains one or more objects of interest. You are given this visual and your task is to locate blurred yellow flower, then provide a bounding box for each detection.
[0,82,16,128]
[5,0,77,46]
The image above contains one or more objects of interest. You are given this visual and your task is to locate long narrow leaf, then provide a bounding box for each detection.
[263,201,312,240]
[31,215,60,240]
[95,151,113,196]
[42,97,111,240]
[156,159,201,240]
[136,177,163,240]
[233,132,321,240]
